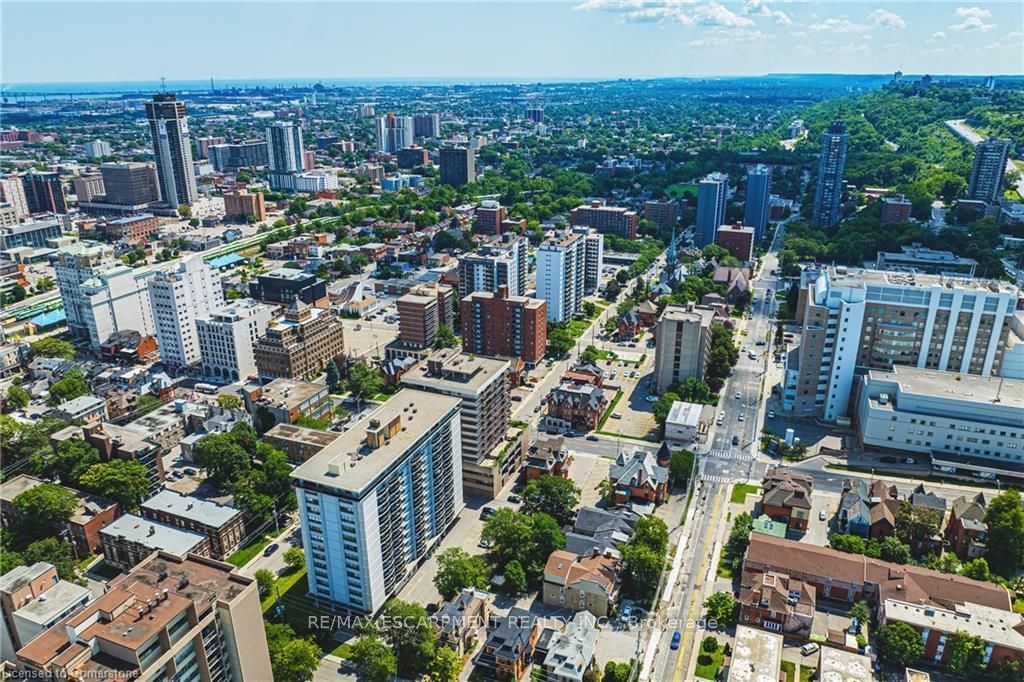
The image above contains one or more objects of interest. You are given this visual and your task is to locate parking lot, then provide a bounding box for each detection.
[600,362,659,441]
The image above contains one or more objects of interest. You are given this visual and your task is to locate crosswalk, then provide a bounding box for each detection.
[701,473,733,484]
[707,448,756,462]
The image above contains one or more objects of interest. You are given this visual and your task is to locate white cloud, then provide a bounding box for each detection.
[808,17,870,33]
[689,27,771,47]
[838,43,870,54]
[954,7,992,19]
[950,16,995,31]
[926,30,947,43]
[868,9,906,30]
[692,2,755,27]
[573,0,697,25]
[741,0,791,25]
[790,30,808,38]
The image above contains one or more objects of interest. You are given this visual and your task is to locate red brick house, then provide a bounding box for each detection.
[545,383,607,432]
[738,571,816,640]
[944,493,988,560]
[609,449,669,505]
[760,467,814,532]
[525,435,573,481]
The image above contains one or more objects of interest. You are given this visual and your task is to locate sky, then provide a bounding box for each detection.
[2,1,1022,84]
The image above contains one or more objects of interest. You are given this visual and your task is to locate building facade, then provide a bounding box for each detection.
[253,302,346,381]
[22,171,67,215]
[460,286,548,367]
[696,172,728,248]
[196,298,275,383]
[249,267,328,308]
[476,200,507,235]
[537,231,586,322]
[744,165,771,242]
[148,255,224,368]
[412,113,441,138]
[145,93,198,206]
[0,218,61,250]
[811,120,848,228]
[458,235,527,297]
[653,304,716,394]
[208,140,269,172]
[967,138,1010,203]
[568,200,637,239]
[644,199,678,231]
[100,161,161,206]
[223,189,267,222]
[267,121,305,173]
[716,223,756,262]
[439,147,475,187]
[292,390,463,613]
[376,113,414,153]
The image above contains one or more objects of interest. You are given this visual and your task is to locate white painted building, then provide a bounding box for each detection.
[573,227,604,295]
[148,255,224,368]
[195,298,275,383]
[55,241,155,350]
[664,401,704,443]
[536,231,585,323]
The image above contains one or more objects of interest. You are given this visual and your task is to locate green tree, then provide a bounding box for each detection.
[433,324,458,349]
[193,433,251,490]
[945,631,987,677]
[675,377,716,405]
[47,369,89,406]
[876,621,925,666]
[216,393,242,410]
[78,460,151,511]
[22,537,81,583]
[433,547,490,600]
[378,599,436,678]
[5,385,29,410]
[595,478,616,506]
[325,358,342,392]
[346,359,384,407]
[283,546,305,572]
[602,661,633,682]
[504,559,528,594]
[895,501,942,551]
[178,204,192,219]
[265,622,319,682]
[878,536,912,564]
[350,635,397,682]
[985,489,1024,578]
[702,636,719,653]
[830,534,867,554]
[522,475,581,526]
[633,516,669,556]
[41,437,101,486]
[726,513,754,556]
[847,602,871,634]
[481,509,565,584]
[669,449,696,488]
[704,592,738,627]
[547,325,575,358]
[30,337,75,359]
[428,647,461,682]
[621,542,663,601]
[13,483,77,543]
[255,568,276,597]
[580,345,602,364]
[960,557,991,581]
[652,392,681,424]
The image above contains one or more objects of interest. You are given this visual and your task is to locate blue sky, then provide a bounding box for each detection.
[2,2,1021,83]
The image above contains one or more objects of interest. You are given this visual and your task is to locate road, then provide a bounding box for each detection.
[654,217,789,682]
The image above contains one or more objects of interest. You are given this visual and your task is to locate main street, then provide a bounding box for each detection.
[653,218,789,682]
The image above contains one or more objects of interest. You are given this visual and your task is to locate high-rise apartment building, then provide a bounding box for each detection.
[376,113,414,153]
[811,120,848,228]
[653,304,716,394]
[573,227,604,294]
[461,285,548,366]
[569,200,637,239]
[14,552,273,681]
[148,255,224,369]
[208,140,269,171]
[644,199,678,231]
[526,107,545,123]
[84,140,112,158]
[396,146,429,169]
[784,266,1022,422]
[266,121,305,172]
[196,298,275,383]
[696,173,728,247]
[397,292,440,349]
[292,389,463,613]
[0,177,30,219]
[967,138,1010,203]
[22,171,67,215]
[439,147,475,187]
[536,231,586,322]
[99,162,161,206]
[223,189,266,222]
[458,235,528,297]
[743,164,771,242]
[412,113,441,138]
[73,175,105,202]
[401,349,518,498]
[476,200,507,235]
[145,93,198,206]
[55,241,155,350]
[194,135,226,159]
[254,301,346,381]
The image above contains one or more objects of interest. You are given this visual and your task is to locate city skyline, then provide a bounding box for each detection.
[2,2,1022,85]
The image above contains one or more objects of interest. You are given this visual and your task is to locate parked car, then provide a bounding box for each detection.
[738,413,744,421]
[611,413,623,419]
[263,543,279,557]
[819,510,827,521]
[587,435,600,441]
[735,391,742,399]
[767,410,775,419]
[732,435,740,446]
[671,632,681,650]
[508,494,522,504]
[645,395,659,403]
[481,507,497,520]
[904,458,917,465]
[183,468,197,476]
[801,643,819,656]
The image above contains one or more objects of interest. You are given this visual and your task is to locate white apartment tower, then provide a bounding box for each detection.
[376,113,414,153]
[145,93,198,207]
[573,227,604,295]
[196,298,276,383]
[148,255,224,368]
[536,231,586,323]
[55,241,155,350]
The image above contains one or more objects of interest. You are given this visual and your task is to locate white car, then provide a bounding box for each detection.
[767,410,775,419]
[735,391,742,400]
[645,395,659,403]
[738,413,745,422]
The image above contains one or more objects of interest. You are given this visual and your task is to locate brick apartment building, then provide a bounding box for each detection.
[99,213,160,245]
[223,189,266,223]
[140,490,245,559]
[460,285,548,366]
[253,301,346,381]
[715,222,755,262]
[569,200,637,239]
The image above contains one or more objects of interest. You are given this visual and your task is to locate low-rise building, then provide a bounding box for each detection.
[98,214,160,245]
[545,383,607,432]
[249,267,328,308]
[525,435,573,481]
[1,562,92,662]
[608,448,669,506]
[664,401,704,443]
[945,493,988,560]
[564,506,638,558]
[540,611,599,682]
[738,570,816,640]
[875,243,977,275]
[477,607,539,680]
[52,394,108,424]
[243,377,332,431]
[760,467,814,532]
[140,490,244,559]
[263,423,341,463]
[99,514,210,571]
[14,552,273,681]
[726,626,784,682]
[431,588,492,656]
[836,479,899,538]
[542,550,620,618]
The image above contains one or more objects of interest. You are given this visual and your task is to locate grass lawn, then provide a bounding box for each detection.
[695,649,725,680]
[730,483,759,504]
[226,533,272,568]
[780,660,796,682]
[329,641,353,659]
[666,182,699,200]
[261,569,341,647]
[597,390,624,430]
[799,666,816,682]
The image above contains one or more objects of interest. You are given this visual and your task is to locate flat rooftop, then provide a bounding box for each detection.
[462,289,544,308]
[401,348,509,394]
[826,265,1019,295]
[818,646,873,682]
[100,514,207,556]
[660,304,716,325]
[261,267,313,281]
[666,401,703,428]
[14,579,91,626]
[726,625,783,682]
[0,562,52,594]
[140,490,241,528]
[867,366,1024,410]
[883,598,1024,651]
[265,423,341,448]
[291,389,460,494]
[257,378,327,409]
